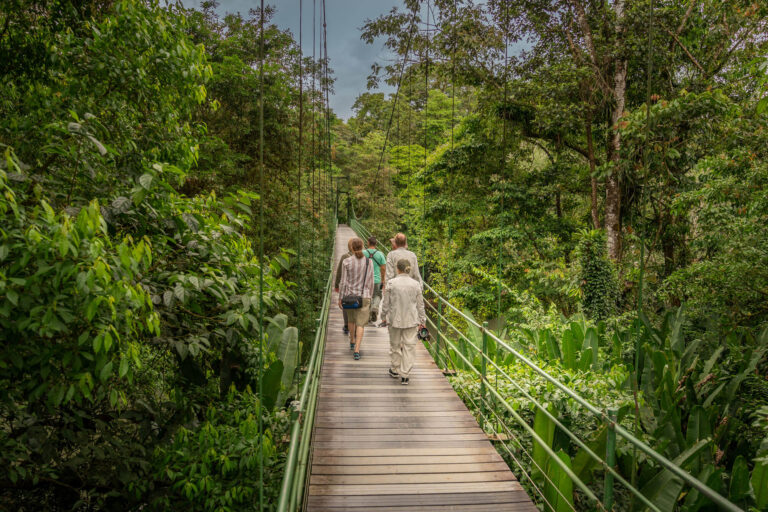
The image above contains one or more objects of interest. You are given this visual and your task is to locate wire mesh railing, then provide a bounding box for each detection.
[349,216,742,512]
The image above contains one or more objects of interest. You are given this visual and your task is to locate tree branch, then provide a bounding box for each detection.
[664,27,707,77]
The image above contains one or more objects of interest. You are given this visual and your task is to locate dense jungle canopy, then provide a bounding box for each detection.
[1,0,767,510]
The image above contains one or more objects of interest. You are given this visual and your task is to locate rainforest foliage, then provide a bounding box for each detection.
[337,0,768,510]
[1,1,334,509]
[2,0,768,510]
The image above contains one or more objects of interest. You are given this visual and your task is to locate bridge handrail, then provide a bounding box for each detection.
[276,217,337,512]
[349,216,741,512]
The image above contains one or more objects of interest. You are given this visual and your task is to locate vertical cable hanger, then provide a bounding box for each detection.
[310,0,317,299]
[257,0,266,509]
[322,0,331,236]
[296,0,303,370]
[422,0,430,279]
[497,0,510,324]
[631,0,655,501]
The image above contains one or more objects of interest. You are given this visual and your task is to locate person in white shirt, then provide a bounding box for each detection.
[385,233,422,288]
[380,259,426,385]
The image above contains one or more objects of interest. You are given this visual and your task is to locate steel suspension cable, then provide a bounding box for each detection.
[498,0,510,322]
[310,0,317,300]
[296,0,303,369]
[257,0,265,508]
[422,0,430,279]
[631,0,655,504]
[322,0,331,230]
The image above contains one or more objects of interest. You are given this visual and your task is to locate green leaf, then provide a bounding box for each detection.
[757,96,768,115]
[119,358,129,378]
[544,450,574,512]
[99,361,113,381]
[752,460,768,509]
[139,173,153,190]
[260,360,284,411]
[532,404,555,481]
[729,455,750,501]
[640,438,711,511]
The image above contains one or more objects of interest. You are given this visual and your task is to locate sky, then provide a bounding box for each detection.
[186,0,403,120]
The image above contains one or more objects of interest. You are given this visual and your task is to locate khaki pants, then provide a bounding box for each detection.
[388,326,418,378]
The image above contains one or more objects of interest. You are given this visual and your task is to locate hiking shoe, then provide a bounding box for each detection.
[400,377,409,385]
[388,368,399,379]
[343,326,349,334]
[354,352,361,360]
[378,321,388,328]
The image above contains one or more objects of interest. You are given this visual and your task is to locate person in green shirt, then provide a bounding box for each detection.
[363,236,386,324]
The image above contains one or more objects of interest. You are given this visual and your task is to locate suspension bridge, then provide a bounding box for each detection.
[274,217,745,512]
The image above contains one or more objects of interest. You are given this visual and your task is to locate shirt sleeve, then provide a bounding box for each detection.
[411,254,423,287]
[416,287,426,325]
[385,253,395,285]
[339,260,348,297]
[381,283,391,321]
[364,259,375,298]
[334,255,345,288]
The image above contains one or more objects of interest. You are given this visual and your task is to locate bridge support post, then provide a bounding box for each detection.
[436,298,443,367]
[604,407,618,510]
[480,322,488,425]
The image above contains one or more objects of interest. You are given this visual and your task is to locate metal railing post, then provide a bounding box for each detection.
[605,407,618,510]
[480,321,488,421]
[436,297,443,367]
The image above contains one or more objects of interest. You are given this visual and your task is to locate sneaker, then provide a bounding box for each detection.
[343,326,349,334]
[400,377,409,385]
[354,352,361,360]
[378,321,388,328]
[388,368,398,378]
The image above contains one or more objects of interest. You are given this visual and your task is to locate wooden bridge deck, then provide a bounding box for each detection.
[305,225,536,511]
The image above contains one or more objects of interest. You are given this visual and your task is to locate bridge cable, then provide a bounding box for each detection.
[631,0,655,502]
[422,0,430,279]
[257,0,266,508]
[497,0,510,323]
[296,0,303,375]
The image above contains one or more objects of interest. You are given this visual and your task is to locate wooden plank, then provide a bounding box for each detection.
[312,447,496,457]
[317,504,538,512]
[313,433,489,442]
[311,454,505,466]
[310,471,516,485]
[316,410,471,417]
[310,462,511,474]
[308,481,524,496]
[314,427,484,435]
[307,491,532,508]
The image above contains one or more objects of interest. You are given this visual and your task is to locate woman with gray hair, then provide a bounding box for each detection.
[380,258,426,385]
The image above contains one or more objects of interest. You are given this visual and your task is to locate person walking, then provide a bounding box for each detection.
[381,259,426,385]
[334,238,354,334]
[338,237,374,360]
[385,233,422,287]
[363,236,386,324]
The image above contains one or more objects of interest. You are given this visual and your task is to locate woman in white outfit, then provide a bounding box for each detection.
[380,259,426,385]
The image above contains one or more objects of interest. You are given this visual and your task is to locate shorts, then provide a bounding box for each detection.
[346,298,371,325]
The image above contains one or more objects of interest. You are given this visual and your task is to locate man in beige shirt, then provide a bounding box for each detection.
[385,233,422,288]
[380,259,426,385]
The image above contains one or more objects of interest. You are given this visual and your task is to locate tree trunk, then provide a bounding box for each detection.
[585,107,600,229]
[606,0,627,261]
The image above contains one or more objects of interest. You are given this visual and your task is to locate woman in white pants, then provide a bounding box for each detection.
[380,259,426,385]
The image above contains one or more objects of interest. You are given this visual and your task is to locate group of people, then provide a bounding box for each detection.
[334,233,425,385]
